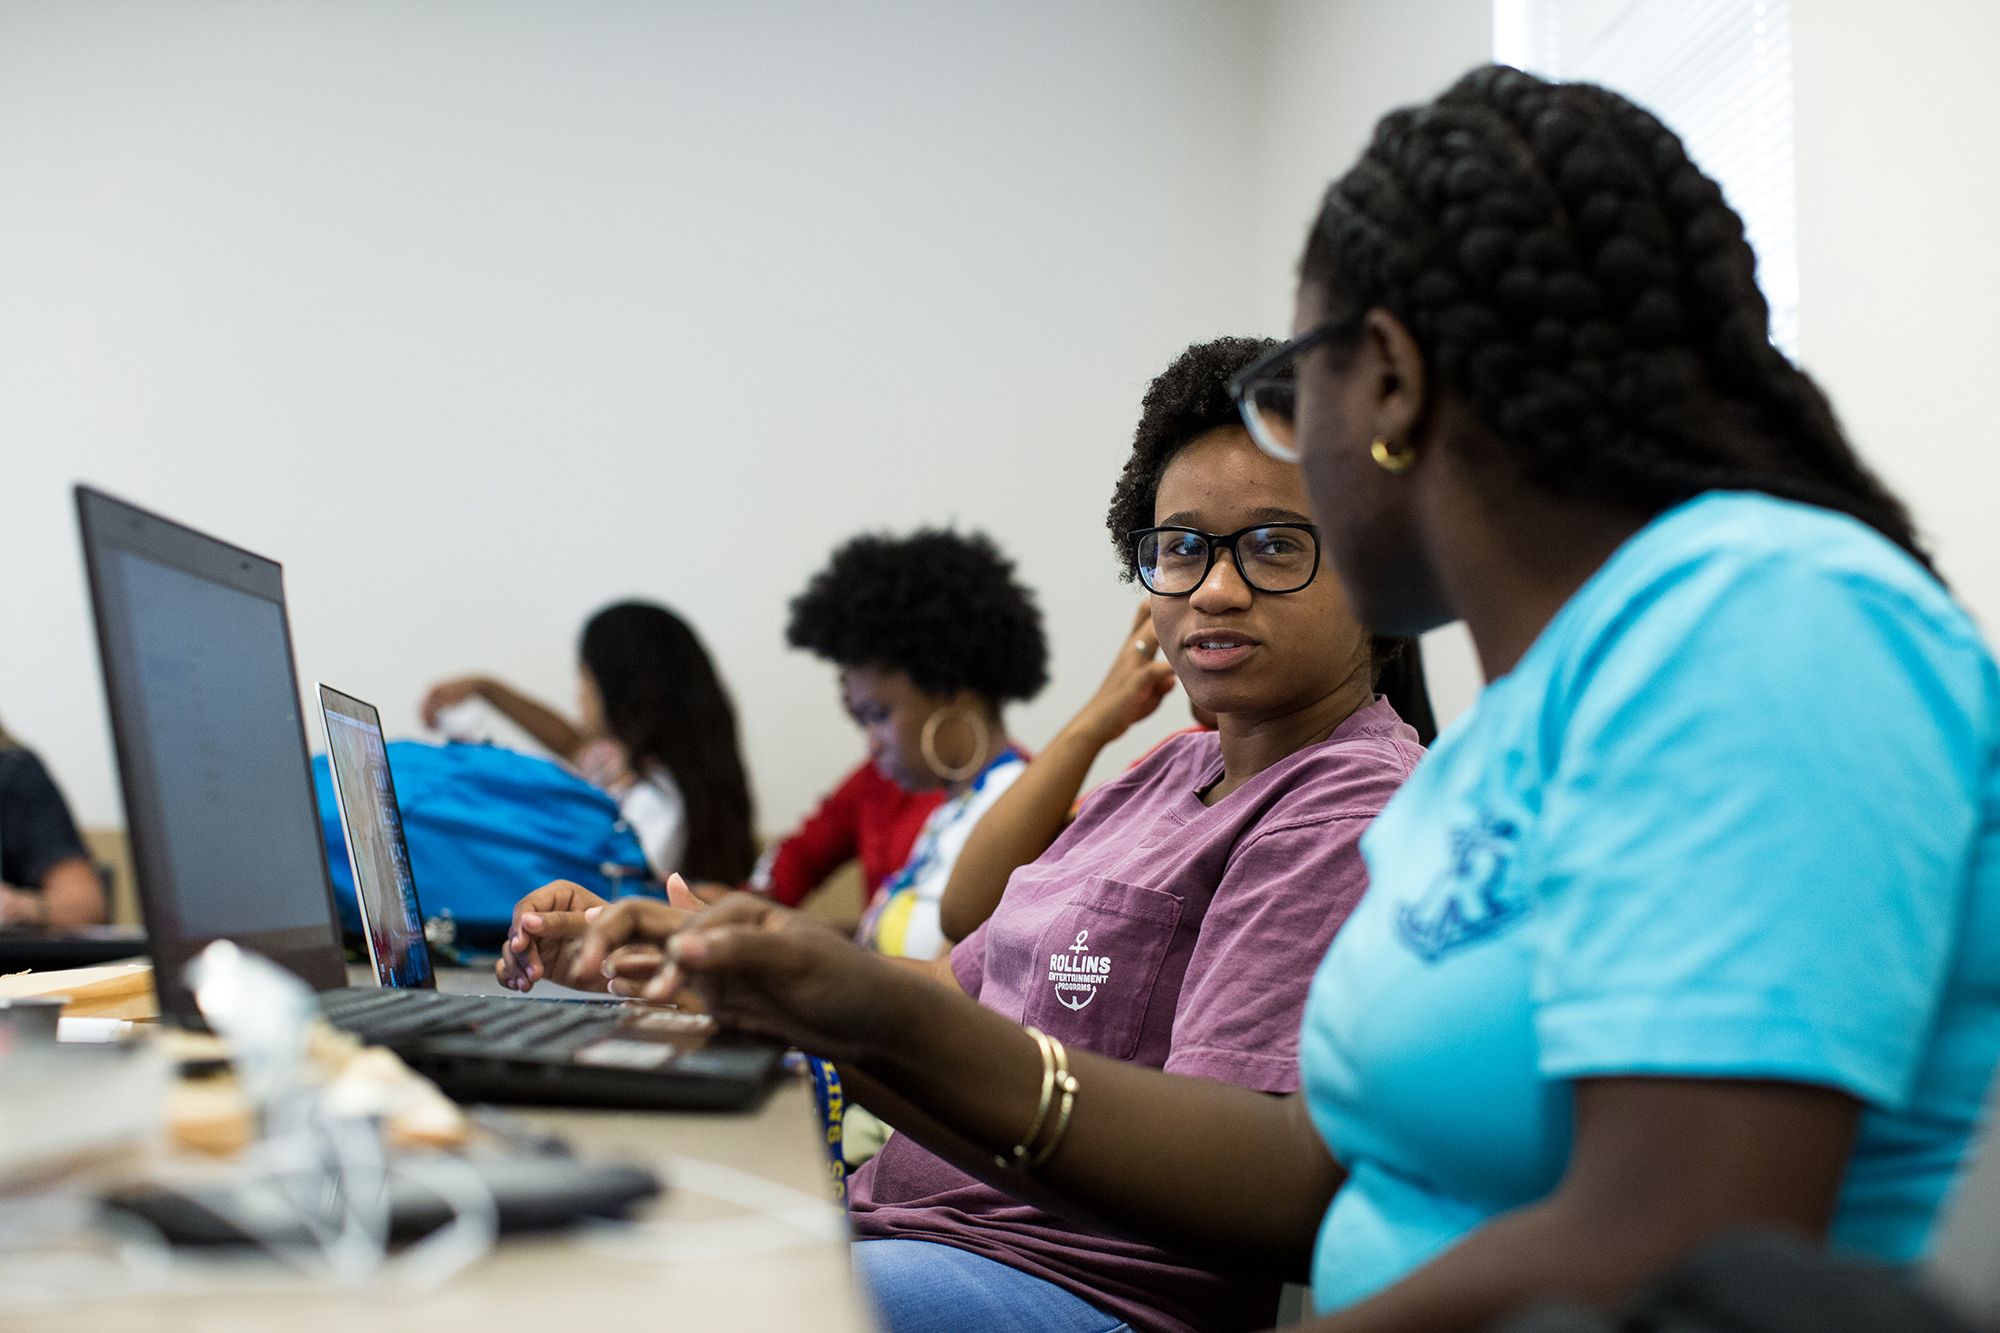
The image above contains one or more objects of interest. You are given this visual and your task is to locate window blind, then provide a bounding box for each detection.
[1494,0,1799,355]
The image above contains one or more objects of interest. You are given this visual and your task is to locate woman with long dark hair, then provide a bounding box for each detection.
[422,601,755,885]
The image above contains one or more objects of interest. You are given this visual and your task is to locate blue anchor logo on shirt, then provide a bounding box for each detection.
[1395,815,1528,963]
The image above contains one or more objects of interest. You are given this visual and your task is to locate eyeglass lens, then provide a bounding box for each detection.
[1235,379,1300,463]
[1136,526,1317,595]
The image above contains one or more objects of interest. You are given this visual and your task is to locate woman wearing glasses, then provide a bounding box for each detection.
[566,336,1428,1333]
[580,66,2000,1333]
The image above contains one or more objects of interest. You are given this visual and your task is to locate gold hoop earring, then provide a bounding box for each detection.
[920,706,990,784]
[1370,436,1417,474]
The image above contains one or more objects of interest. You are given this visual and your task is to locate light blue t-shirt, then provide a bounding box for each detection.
[1299,492,2000,1313]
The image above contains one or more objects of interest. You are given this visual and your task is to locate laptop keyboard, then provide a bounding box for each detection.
[310,988,775,1105]
[317,988,624,1055]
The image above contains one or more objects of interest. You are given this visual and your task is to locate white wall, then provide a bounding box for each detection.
[1249,0,2000,722]
[0,0,1275,832]
[25,0,1964,847]
[1793,0,2000,635]
[1249,0,1496,723]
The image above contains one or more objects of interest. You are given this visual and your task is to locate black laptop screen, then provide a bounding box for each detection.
[107,550,331,939]
[78,487,347,1021]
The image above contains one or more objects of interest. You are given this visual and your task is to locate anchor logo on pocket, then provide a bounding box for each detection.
[1048,928,1113,1011]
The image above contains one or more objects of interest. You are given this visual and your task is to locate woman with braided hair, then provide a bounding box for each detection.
[545,68,1999,1332]
[1249,62,2000,1323]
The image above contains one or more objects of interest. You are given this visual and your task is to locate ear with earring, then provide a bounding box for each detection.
[920,705,990,784]
[1371,436,1417,474]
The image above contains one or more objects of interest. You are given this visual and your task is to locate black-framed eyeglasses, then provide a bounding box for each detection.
[1130,523,1322,597]
[1226,320,1340,463]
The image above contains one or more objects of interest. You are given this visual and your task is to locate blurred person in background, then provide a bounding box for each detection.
[422,600,756,885]
[0,716,107,926]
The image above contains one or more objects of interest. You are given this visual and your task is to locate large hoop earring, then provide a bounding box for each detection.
[920,707,990,784]
[1371,436,1417,474]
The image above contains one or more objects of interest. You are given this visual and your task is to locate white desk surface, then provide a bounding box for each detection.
[6,967,875,1333]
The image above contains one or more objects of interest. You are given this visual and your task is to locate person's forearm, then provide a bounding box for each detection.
[37,857,107,926]
[474,679,588,758]
[848,965,1337,1273]
[1310,1202,1658,1332]
[1308,1186,1783,1332]
[938,723,1110,942]
[836,1058,1186,1253]
[837,1063,1045,1191]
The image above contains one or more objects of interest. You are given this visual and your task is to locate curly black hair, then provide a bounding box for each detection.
[1104,336,1284,574]
[1301,64,1930,569]
[786,529,1049,704]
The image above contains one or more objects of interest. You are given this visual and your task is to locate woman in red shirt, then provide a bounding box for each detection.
[746,758,941,909]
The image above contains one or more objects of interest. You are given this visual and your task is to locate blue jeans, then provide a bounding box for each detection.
[854,1238,1133,1333]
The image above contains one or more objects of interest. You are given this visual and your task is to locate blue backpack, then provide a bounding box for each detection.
[313,740,657,950]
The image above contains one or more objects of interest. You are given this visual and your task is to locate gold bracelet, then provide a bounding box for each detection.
[1025,1036,1079,1172]
[996,1026,1060,1169]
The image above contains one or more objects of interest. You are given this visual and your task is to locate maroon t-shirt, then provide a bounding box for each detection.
[847,695,1422,1333]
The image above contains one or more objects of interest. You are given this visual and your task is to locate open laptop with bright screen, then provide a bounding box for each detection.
[317,685,435,990]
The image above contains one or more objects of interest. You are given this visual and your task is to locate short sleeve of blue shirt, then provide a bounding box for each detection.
[1299,493,2000,1311]
[1530,541,1987,1108]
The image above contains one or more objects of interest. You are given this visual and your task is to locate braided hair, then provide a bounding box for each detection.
[1301,64,1931,570]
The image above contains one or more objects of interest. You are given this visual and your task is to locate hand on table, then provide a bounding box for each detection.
[596,875,715,998]
[498,875,720,995]
[496,879,610,991]
[573,892,901,1059]
[681,880,735,906]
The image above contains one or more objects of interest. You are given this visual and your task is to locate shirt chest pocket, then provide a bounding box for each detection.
[1020,877,1184,1061]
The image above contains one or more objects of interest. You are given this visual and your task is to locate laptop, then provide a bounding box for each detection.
[75,485,782,1109]
[315,685,441,991]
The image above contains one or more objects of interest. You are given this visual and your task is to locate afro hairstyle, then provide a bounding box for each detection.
[786,528,1048,704]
